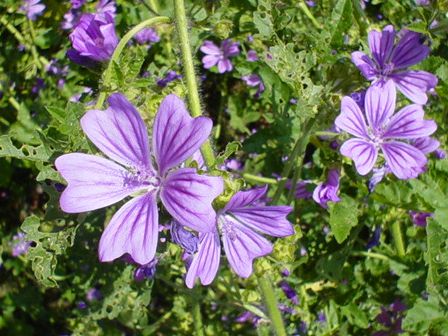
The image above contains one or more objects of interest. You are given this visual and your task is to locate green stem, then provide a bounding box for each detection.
[95,16,171,109]
[174,0,215,168]
[391,221,405,257]
[242,173,279,185]
[258,276,287,336]
[272,121,313,205]
[190,288,205,336]
[298,1,321,29]
[0,16,28,46]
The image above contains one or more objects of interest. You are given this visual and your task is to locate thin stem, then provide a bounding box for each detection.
[95,16,171,109]
[298,1,321,29]
[242,173,279,185]
[391,220,405,257]
[174,0,215,168]
[272,121,313,205]
[258,276,287,336]
[191,290,205,336]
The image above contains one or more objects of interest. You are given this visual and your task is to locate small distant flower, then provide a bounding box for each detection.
[31,78,45,95]
[134,259,158,281]
[134,28,160,45]
[415,0,430,5]
[247,35,254,43]
[157,70,182,88]
[352,25,437,104]
[67,13,118,65]
[306,0,316,7]
[69,87,92,102]
[77,301,87,309]
[366,226,382,249]
[281,269,290,277]
[86,288,102,301]
[286,180,313,200]
[11,232,31,257]
[200,39,240,73]
[185,186,293,287]
[223,158,243,171]
[278,280,299,305]
[235,311,261,326]
[242,74,265,97]
[290,98,298,105]
[61,9,81,30]
[247,50,258,62]
[71,0,86,9]
[313,169,340,208]
[96,0,116,19]
[374,299,406,335]
[409,211,432,227]
[335,81,437,179]
[317,312,326,323]
[56,93,223,265]
[435,149,446,159]
[21,0,45,21]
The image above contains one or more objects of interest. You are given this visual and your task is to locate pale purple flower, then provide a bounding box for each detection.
[86,288,102,301]
[200,39,240,73]
[157,70,182,88]
[185,186,293,287]
[411,136,440,155]
[68,13,118,65]
[56,93,223,265]
[11,232,32,257]
[435,149,446,159]
[369,166,388,192]
[242,74,265,97]
[350,90,366,108]
[409,211,432,227]
[96,0,116,18]
[62,9,81,30]
[317,312,326,323]
[71,0,86,9]
[134,259,158,281]
[287,181,312,199]
[352,25,437,104]
[21,0,45,21]
[313,169,340,208]
[170,221,198,254]
[306,0,316,6]
[247,50,258,62]
[134,28,160,45]
[335,81,437,179]
[415,0,430,5]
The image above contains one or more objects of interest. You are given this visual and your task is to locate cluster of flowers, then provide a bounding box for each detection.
[55,93,294,287]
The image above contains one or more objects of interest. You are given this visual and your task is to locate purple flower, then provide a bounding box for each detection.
[278,280,299,305]
[86,288,102,301]
[157,70,182,88]
[11,232,32,257]
[242,74,265,97]
[366,226,381,249]
[435,149,446,159]
[350,90,366,108]
[134,28,160,45]
[235,311,261,326]
[134,259,158,281]
[185,186,293,287]
[31,78,45,95]
[247,50,258,62]
[313,169,340,208]
[411,136,440,155]
[55,93,223,265]
[68,13,118,65]
[317,312,326,323]
[335,81,437,179]
[96,0,116,18]
[71,0,86,9]
[352,25,437,104]
[287,181,312,200]
[409,211,432,227]
[62,9,81,30]
[170,221,198,254]
[369,166,389,192]
[21,0,45,21]
[306,1,316,6]
[415,0,430,5]
[200,39,240,73]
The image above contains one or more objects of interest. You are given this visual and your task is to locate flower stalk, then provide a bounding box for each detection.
[95,16,171,109]
[391,220,406,257]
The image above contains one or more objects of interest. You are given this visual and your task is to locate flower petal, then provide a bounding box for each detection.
[365,80,396,130]
[55,153,144,213]
[81,93,152,172]
[335,96,369,138]
[383,104,437,139]
[224,186,268,211]
[368,25,395,67]
[160,168,223,232]
[202,55,219,69]
[98,192,158,265]
[340,138,378,175]
[351,51,377,80]
[391,30,430,69]
[153,94,213,175]
[381,141,427,179]
[390,70,438,105]
[221,217,272,278]
[200,41,221,55]
[185,231,221,288]
[411,137,440,154]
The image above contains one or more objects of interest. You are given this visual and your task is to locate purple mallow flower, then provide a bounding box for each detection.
[200,39,240,73]
[134,259,158,281]
[71,0,86,9]
[97,0,116,18]
[352,25,437,104]
[313,169,340,208]
[366,226,381,249]
[185,186,293,287]
[134,28,160,45]
[56,93,223,265]
[247,50,258,62]
[335,81,437,179]
[242,74,265,97]
[278,280,299,305]
[68,13,118,65]
[62,9,81,30]
[170,221,198,254]
[409,211,432,227]
[21,0,45,21]
[86,288,102,301]
[157,70,182,88]
[11,232,32,257]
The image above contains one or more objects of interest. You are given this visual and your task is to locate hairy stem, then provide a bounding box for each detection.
[242,173,279,185]
[174,0,215,168]
[258,276,287,336]
[391,220,406,257]
[95,16,171,109]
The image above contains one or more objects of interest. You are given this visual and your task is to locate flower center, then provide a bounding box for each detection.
[218,215,238,241]
[123,169,160,193]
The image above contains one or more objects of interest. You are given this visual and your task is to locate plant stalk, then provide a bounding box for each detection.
[258,276,287,336]
[391,220,405,257]
[95,16,171,109]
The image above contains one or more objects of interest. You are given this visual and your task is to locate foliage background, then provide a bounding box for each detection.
[1,0,448,335]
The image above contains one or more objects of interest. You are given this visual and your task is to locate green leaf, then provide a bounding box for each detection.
[215,141,241,167]
[402,297,446,333]
[341,303,369,328]
[0,135,53,162]
[328,195,358,243]
[329,0,353,47]
[253,0,273,37]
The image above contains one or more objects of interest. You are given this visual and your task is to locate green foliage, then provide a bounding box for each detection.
[328,195,359,243]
